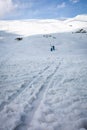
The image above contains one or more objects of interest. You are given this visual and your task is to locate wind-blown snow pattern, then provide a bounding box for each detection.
[0,15,87,130]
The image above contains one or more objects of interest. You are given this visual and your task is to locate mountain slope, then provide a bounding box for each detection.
[0,15,87,130]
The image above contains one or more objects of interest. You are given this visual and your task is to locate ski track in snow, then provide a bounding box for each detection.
[13,60,62,130]
[28,58,87,130]
[0,58,62,130]
[0,65,50,111]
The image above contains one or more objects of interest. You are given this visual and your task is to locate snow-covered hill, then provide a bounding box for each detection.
[64,15,87,31]
[0,15,87,130]
[0,14,87,36]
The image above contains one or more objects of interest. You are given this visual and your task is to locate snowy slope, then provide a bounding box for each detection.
[64,15,87,31]
[0,15,87,36]
[0,15,87,130]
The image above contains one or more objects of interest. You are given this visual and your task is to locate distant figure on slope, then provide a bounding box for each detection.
[50,45,55,51]
[52,45,55,50]
[50,47,53,51]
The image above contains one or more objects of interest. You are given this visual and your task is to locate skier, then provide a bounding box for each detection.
[50,45,55,51]
[52,45,55,50]
[50,47,53,51]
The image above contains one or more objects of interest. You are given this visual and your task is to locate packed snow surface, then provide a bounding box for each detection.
[0,15,87,130]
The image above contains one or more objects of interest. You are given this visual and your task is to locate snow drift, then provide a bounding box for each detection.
[0,15,87,130]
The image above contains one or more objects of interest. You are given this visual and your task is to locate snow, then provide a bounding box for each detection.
[0,15,87,130]
[0,15,87,37]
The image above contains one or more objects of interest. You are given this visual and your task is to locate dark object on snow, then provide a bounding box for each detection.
[76,29,87,33]
[51,47,53,51]
[52,45,55,50]
[50,45,55,51]
[53,36,56,39]
[15,37,23,41]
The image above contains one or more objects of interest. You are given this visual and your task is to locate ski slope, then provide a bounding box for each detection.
[0,15,87,130]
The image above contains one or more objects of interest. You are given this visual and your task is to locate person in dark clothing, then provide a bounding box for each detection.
[52,45,55,50]
[50,47,52,51]
[50,45,55,51]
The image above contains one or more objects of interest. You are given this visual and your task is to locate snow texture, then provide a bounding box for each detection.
[0,15,87,130]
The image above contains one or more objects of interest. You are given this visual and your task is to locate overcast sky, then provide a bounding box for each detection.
[0,0,87,20]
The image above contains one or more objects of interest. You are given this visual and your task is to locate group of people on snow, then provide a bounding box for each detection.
[50,45,55,51]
